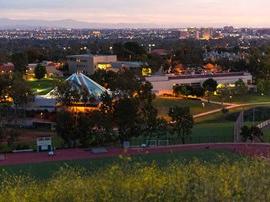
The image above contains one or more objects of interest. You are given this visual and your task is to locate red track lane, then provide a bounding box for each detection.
[1,143,270,166]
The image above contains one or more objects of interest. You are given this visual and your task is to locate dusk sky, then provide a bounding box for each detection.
[1,0,270,27]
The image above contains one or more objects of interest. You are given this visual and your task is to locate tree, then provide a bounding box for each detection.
[113,42,147,61]
[90,69,117,90]
[91,69,141,97]
[80,87,96,107]
[34,64,47,80]
[192,86,205,97]
[240,126,252,142]
[203,78,218,101]
[240,125,264,142]
[100,92,114,114]
[250,126,264,142]
[0,74,12,101]
[203,78,218,93]
[11,52,28,73]
[217,86,232,104]
[169,106,194,144]
[136,82,158,136]
[26,47,47,63]
[234,79,248,95]
[56,110,78,147]
[9,76,33,123]
[10,76,33,110]
[174,41,204,66]
[0,51,9,64]
[80,110,116,147]
[60,63,69,74]
[257,79,270,95]
[115,69,141,97]
[54,80,80,107]
[173,84,193,97]
[114,97,141,143]
[173,84,205,98]
[153,118,169,139]
[260,48,270,80]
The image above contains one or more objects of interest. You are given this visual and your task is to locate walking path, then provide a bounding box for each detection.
[1,143,270,166]
[194,100,270,119]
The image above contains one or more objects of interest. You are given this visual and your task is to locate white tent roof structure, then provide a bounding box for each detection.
[43,73,109,99]
[65,73,109,97]
[33,73,109,110]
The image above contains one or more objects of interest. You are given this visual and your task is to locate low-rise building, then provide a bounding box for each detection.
[110,61,144,71]
[32,73,110,111]
[0,63,14,74]
[26,61,63,79]
[67,54,117,75]
[146,72,252,95]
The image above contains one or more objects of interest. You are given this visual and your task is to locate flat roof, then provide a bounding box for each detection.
[67,54,117,58]
[168,72,251,80]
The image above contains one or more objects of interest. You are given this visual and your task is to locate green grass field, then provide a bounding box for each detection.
[153,97,221,118]
[262,128,270,142]
[130,101,237,146]
[210,94,270,104]
[27,78,60,95]
[0,149,241,180]
[191,122,234,142]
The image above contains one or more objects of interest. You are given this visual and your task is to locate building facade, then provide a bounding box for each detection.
[67,54,117,75]
[0,63,14,74]
[146,72,252,95]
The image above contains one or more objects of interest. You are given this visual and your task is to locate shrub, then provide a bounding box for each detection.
[1,159,270,201]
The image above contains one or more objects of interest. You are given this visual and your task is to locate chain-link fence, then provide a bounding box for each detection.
[129,135,234,147]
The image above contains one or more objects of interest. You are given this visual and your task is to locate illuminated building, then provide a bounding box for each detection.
[0,63,14,74]
[25,62,63,80]
[67,54,150,76]
[67,54,117,75]
[32,73,110,111]
[146,72,252,95]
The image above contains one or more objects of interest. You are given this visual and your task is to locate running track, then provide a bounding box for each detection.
[1,143,270,166]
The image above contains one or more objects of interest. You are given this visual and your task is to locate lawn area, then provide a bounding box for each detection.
[210,94,270,104]
[0,149,242,180]
[130,121,234,146]
[27,78,60,95]
[153,97,221,118]
[130,106,238,146]
[262,128,270,142]
[191,122,234,143]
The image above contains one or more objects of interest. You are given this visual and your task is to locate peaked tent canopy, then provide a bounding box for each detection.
[43,73,110,99]
[65,73,109,98]
[33,73,109,110]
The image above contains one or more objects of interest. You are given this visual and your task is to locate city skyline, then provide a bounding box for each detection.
[1,0,270,27]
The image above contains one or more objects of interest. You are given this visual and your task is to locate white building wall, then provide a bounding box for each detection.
[67,55,117,75]
[146,73,252,95]
[67,55,92,74]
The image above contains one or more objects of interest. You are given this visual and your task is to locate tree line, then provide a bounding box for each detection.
[55,69,194,148]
